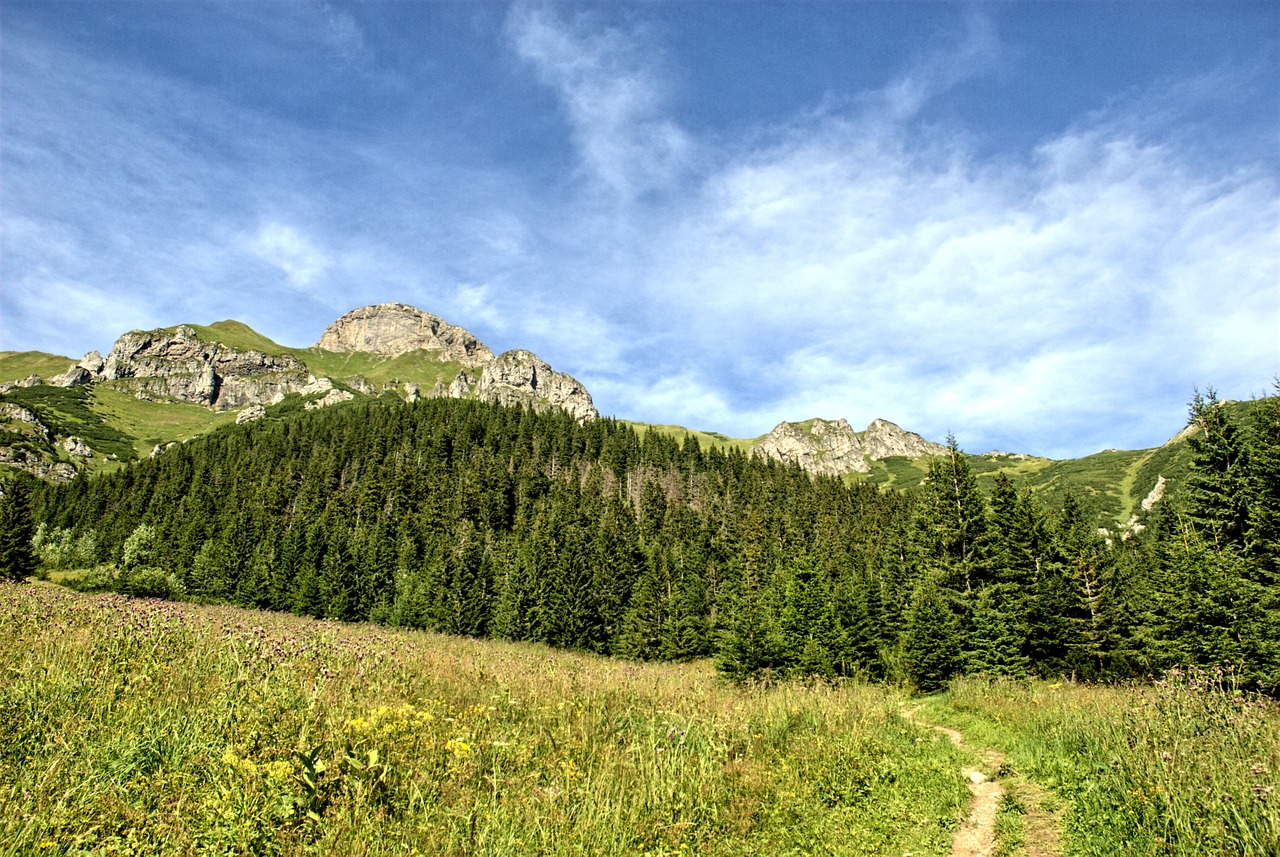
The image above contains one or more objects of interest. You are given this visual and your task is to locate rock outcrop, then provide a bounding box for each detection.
[863,418,948,460]
[61,436,92,458]
[305,389,355,410]
[752,417,948,477]
[0,374,45,392]
[316,303,493,367]
[0,447,77,482]
[451,349,598,422]
[0,403,50,438]
[236,405,266,424]
[86,325,315,411]
[1141,475,1167,512]
[754,419,870,476]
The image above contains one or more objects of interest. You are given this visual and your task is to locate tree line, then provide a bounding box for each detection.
[9,387,1280,693]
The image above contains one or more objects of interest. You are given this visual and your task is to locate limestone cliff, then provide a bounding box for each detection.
[753,419,870,475]
[316,302,493,367]
[451,349,598,423]
[752,417,947,476]
[0,404,77,482]
[88,325,314,411]
[863,418,948,460]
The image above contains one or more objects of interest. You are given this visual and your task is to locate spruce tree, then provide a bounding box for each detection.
[965,585,1031,677]
[1247,383,1280,582]
[0,478,38,583]
[1185,389,1251,550]
[900,574,963,693]
[917,435,990,594]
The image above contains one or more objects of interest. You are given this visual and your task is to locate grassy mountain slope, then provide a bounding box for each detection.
[620,420,763,454]
[0,350,75,381]
[0,322,471,477]
[636,396,1272,528]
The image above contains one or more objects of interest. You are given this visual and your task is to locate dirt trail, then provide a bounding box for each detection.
[932,721,1005,857]
[904,707,1061,857]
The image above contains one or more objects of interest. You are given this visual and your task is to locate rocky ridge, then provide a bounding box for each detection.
[0,304,601,481]
[752,417,948,477]
[316,303,493,367]
[43,325,319,412]
[754,418,870,476]
[5,302,985,485]
[450,349,598,422]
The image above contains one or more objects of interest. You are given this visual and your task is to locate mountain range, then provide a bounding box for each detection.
[0,301,1257,529]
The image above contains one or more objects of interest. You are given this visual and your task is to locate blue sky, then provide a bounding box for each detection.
[2,1,1277,458]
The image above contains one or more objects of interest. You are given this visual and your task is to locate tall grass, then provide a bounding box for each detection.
[0,584,966,855]
[946,672,1280,856]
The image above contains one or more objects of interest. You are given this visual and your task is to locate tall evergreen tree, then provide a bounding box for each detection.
[900,574,963,693]
[1247,383,1280,582]
[916,435,990,594]
[0,478,38,583]
[1185,389,1251,550]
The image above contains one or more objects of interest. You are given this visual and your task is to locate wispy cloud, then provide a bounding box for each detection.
[249,223,333,286]
[868,9,1002,122]
[507,3,692,201]
[2,4,1275,458]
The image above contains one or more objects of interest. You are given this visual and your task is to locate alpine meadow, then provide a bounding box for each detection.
[4,1,1280,854]
[2,320,1279,853]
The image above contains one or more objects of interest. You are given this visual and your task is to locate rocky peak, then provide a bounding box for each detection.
[753,418,870,475]
[315,303,493,367]
[753,416,949,477]
[91,325,312,411]
[863,418,948,460]
[452,349,598,423]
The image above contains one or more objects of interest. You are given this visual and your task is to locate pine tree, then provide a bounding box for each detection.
[917,435,990,594]
[0,478,38,583]
[900,574,963,693]
[1247,383,1280,582]
[965,585,1031,677]
[1185,389,1251,550]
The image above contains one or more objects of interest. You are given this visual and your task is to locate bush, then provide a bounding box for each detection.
[121,565,186,600]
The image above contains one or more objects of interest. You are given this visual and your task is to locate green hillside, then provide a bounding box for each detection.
[635,397,1274,530]
[2,318,1272,535]
[0,322,476,479]
[620,420,762,454]
[0,350,74,382]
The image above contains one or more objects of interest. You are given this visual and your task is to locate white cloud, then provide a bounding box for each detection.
[588,372,739,434]
[868,10,1002,122]
[508,3,692,200]
[320,3,366,60]
[5,276,157,358]
[449,284,506,333]
[2,7,1275,459]
[250,223,332,286]
[616,100,1279,454]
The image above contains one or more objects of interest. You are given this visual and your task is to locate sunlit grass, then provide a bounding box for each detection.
[0,584,966,855]
[0,351,75,384]
[938,674,1280,856]
[89,387,238,455]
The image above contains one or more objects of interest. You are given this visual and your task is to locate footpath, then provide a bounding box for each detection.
[903,705,1063,857]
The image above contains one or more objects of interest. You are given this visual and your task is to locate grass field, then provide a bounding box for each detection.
[0,351,75,384]
[0,584,966,856]
[929,674,1280,856]
[88,387,239,458]
[5,583,1278,855]
[622,422,764,455]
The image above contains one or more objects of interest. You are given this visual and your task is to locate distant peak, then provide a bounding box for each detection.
[315,303,493,366]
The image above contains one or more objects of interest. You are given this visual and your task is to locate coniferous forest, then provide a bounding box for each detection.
[19,387,1280,695]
